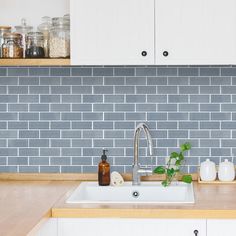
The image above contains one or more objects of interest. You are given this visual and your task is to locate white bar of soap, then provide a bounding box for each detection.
[111,171,124,186]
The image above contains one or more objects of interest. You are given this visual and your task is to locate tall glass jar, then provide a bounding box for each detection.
[49,17,70,58]
[37,16,51,58]
[0,26,11,58]
[2,33,23,58]
[25,32,45,58]
[15,18,33,58]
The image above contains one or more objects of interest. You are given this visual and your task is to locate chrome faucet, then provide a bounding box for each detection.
[132,123,153,185]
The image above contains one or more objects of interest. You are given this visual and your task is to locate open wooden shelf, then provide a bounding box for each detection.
[0,59,71,66]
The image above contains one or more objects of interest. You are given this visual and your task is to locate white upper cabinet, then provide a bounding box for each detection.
[70,0,155,65]
[155,0,236,65]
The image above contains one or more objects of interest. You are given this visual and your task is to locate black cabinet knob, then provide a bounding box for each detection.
[141,51,147,57]
[194,230,199,236]
[163,51,169,57]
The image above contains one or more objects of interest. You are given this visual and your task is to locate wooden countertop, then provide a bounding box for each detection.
[1,174,236,235]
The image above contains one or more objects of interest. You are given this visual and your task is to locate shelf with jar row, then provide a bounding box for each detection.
[0,58,70,66]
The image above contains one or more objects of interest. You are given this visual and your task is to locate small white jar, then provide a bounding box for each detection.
[218,159,235,182]
[200,159,217,181]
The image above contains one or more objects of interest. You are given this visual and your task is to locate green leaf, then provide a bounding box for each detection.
[175,160,181,166]
[180,142,191,152]
[182,175,192,184]
[167,168,175,176]
[170,152,179,159]
[162,180,168,187]
[179,153,184,161]
[153,166,166,174]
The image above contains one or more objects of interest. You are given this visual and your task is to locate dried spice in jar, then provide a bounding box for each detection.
[25,32,45,58]
[0,26,11,58]
[49,17,70,58]
[2,33,23,58]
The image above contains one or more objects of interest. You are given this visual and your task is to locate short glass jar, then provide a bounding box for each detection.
[0,26,11,58]
[25,32,45,58]
[49,17,70,58]
[2,33,23,58]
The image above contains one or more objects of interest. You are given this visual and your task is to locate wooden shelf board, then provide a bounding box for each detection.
[0,59,70,66]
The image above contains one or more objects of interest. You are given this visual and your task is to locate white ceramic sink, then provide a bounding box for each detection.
[66,181,195,204]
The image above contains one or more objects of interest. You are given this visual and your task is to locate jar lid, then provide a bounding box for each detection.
[52,17,70,26]
[26,32,44,40]
[38,16,52,31]
[15,18,33,33]
[3,32,22,39]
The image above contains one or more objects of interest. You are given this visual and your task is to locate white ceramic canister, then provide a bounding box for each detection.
[218,159,235,182]
[200,159,217,181]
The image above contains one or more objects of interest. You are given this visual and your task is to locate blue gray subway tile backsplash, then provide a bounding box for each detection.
[0,66,236,173]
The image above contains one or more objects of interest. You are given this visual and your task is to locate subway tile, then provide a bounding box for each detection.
[190,95,209,103]
[222,140,236,147]
[19,166,39,173]
[82,77,103,85]
[0,122,7,129]
[136,67,156,76]
[200,86,220,94]
[168,113,188,120]
[61,113,81,120]
[40,166,60,173]
[72,139,92,147]
[83,113,103,120]
[29,139,49,147]
[62,95,81,103]
[211,148,231,156]
[126,112,146,120]
[83,130,103,139]
[200,122,220,129]
[222,122,236,129]
[190,113,209,120]
[115,122,135,130]
[30,104,49,112]
[104,113,124,120]
[200,67,220,76]
[50,67,70,76]
[212,113,231,120]
[0,68,7,76]
[0,95,18,103]
[104,76,126,86]
[147,95,167,103]
[104,131,124,139]
[168,95,188,103]
[51,86,70,94]
[115,139,132,147]
[51,121,70,129]
[115,104,135,112]
[190,77,210,85]
[8,157,28,165]
[29,122,49,129]
[94,86,113,94]
[157,86,177,94]
[40,95,59,103]
[190,131,210,138]
[157,139,177,147]
[19,95,38,103]
[178,68,198,76]
[221,67,236,76]
[211,95,231,103]
[114,68,135,76]
[8,104,28,112]
[222,86,236,94]
[83,95,103,103]
[19,113,39,120]
[200,104,220,112]
[40,148,60,156]
[93,122,113,129]
[52,104,71,112]
[157,67,177,76]
[19,148,39,156]
[8,139,28,147]
[179,104,199,112]
[147,113,167,120]
[51,139,70,147]
[179,121,199,130]
[8,68,28,76]
[72,122,92,129]
[104,95,124,103]
[0,166,17,172]
[158,104,177,112]
[8,121,28,130]
[62,76,81,85]
[29,68,50,76]
[8,86,28,94]
[126,77,146,85]
[19,76,39,85]
[0,113,18,120]
[221,104,236,112]
[93,68,113,76]
[50,157,71,165]
[168,77,188,85]
[211,131,231,138]
[62,148,81,156]
[40,77,60,85]
[29,157,49,165]
[93,104,113,112]
[40,130,60,138]
[0,77,18,85]
[147,77,167,85]
[0,86,7,94]
[61,166,81,173]
[115,86,134,94]
[136,104,156,112]
[156,122,177,129]
[211,77,231,85]
[61,131,81,138]
[29,86,49,94]
[72,86,92,94]
[94,139,113,147]
[179,86,199,94]
[72,157,92,165]
[72,104,91,112]
[0,148,17,156]
[19,131,39,138]
[71,67,92,76]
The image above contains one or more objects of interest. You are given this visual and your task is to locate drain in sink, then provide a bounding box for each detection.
[132,190,140,198]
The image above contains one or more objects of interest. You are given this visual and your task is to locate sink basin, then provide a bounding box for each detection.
[66,181,195,204]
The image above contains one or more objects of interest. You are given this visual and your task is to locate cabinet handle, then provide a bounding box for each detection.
[141,51,147,57]
[163,51,169,57]
[193,230,199,236]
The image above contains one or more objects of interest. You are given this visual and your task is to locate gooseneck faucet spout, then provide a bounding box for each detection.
[132,123,153,185]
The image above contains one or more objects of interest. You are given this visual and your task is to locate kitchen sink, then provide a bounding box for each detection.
[66,181,195,204]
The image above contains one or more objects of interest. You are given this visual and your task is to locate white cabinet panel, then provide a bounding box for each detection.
[155,0,236,65]
[71,0,155,65]
[207,219,236,236]
[35,219,58,236]
[58,218,206,236]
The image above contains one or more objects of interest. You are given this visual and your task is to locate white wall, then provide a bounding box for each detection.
[0,0,69,29]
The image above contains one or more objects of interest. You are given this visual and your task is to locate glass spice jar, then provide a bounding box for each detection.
[0,26,11,58]
[49,17,70,58]
[25,32,45,58]
[2,33,23,58]
[14,18,33,58]
[37,16,51,58]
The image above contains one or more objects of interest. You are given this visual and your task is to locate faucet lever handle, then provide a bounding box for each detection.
[137,167,153,176]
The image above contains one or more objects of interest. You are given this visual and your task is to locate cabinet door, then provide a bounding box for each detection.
[155,0,236,65]
[35,219,58,236]
[71,0,155,65]
[207,219,236,236]
[58,218,206,236]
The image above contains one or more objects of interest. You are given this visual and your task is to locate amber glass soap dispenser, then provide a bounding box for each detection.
[98,149,110,186]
